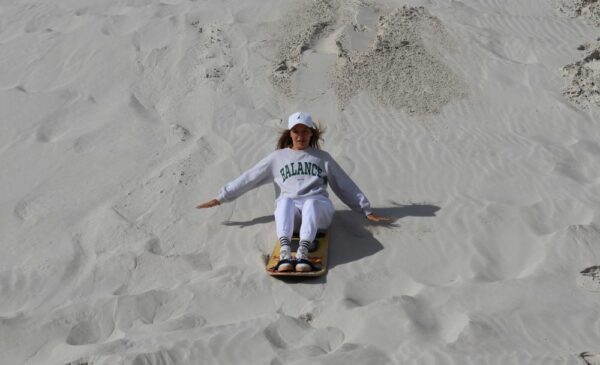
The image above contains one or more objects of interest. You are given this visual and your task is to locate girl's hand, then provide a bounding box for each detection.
[196,199,220,209]
[366,213,393,222]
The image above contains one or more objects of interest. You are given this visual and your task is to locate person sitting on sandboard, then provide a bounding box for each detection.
[197,111,391,272]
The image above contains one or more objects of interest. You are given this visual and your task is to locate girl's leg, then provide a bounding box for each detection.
[274,198,300,271]
[296,197,334,271]
[298,197,334,242]
[275,197,297,240]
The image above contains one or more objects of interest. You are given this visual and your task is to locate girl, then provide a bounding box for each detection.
[197,112,390,272]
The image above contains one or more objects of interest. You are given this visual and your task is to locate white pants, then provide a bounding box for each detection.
[275,196,334,242]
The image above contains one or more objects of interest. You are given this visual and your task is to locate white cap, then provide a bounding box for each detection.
[287,111,314,129]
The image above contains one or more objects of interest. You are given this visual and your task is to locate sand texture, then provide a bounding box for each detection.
[563,43,600,107]
[2,0,600,364]
[333,6,467,113]
[559,0,600,25]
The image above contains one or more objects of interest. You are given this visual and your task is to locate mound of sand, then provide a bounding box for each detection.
[333,6,467,114]
[559,0,600,25]
[563,43,600,107]
[270,0,338,96]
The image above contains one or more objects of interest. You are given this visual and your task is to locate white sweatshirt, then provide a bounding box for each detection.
[217,148,373,216]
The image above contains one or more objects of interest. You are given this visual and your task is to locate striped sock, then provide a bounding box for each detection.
[279,237,291,260]
[297,240,311,260]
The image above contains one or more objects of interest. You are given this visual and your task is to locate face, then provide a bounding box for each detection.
[290,124,313,150]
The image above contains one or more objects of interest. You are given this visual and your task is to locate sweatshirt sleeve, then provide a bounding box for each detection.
[217,153,273,203]
[325,155,373,216]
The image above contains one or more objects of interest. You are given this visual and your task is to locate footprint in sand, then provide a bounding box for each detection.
[145,237,164,255]
[263,315,344,355]
[131,349,183,365]
[66,320,103,345]
[101,13,143,36]
[168,124,191,145]
[65,302,117,346]
[127,247,212,293]
[33,90,99,144]
[34,95,78,143]
[1,238,87,318]
[342,271,422,309]
[14,198,47,225]
[342,271,392,308]
[400,295,469,344]
[151,313,206,332]
[577,266,600,292]
[144,237,212,272]
[115,288,205,333]
[0,267,45,317]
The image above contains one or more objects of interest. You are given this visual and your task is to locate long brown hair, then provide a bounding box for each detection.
[276,123,325,150]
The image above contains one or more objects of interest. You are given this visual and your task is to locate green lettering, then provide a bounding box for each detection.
[290,162,297,176]
[317,166,322,177]
[304,162,312,176]
[297,162,304,175]
[284,165,291,180]
[312,164,318,176]
[280,168,285,181]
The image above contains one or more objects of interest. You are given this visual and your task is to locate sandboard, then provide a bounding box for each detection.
[266,232,329,277]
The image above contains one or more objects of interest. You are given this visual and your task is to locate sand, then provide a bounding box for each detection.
[270,0,338,97]
[559,0,600,26]
[2,0,600,364]
[333,6,467,113]
[563,42,600,107]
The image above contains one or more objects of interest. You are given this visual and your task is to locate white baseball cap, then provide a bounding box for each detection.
[287,111,314,129]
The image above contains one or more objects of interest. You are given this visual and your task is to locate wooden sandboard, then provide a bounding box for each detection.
[266,232,329,277]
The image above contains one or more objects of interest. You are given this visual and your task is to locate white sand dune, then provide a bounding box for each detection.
[2,0,600,364]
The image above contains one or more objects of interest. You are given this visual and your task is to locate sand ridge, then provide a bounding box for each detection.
[333,6,467,113]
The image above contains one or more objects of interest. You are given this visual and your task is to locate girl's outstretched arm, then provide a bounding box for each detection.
[196,199,220,209]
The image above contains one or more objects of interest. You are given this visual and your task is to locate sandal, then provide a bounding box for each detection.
[295,258,321,272]
[271,259,294,272]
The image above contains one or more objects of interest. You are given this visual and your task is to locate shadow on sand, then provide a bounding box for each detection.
[222,203,440,284]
